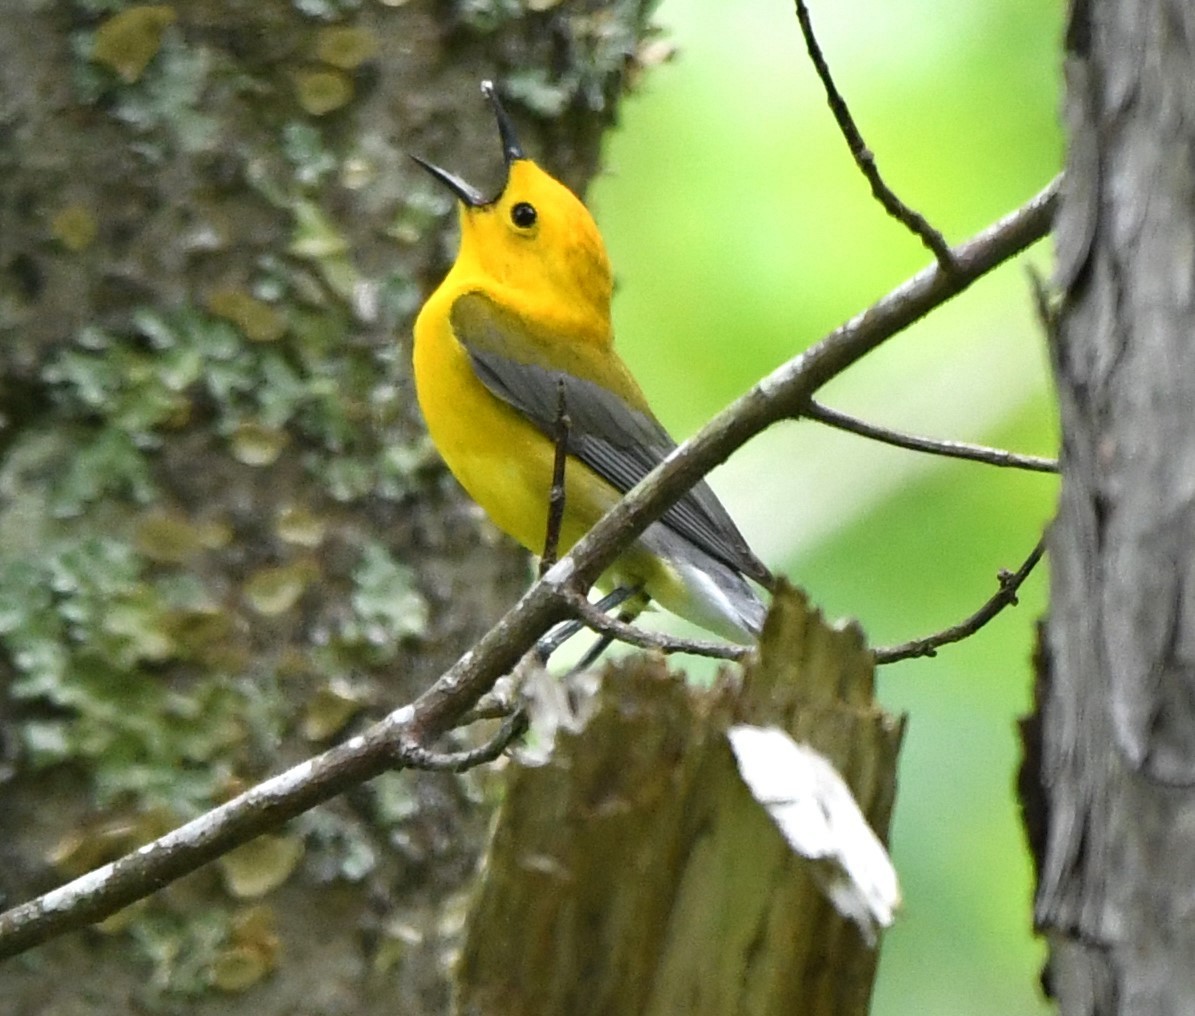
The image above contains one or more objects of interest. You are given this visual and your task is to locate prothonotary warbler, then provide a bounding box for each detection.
[411,81,772,642]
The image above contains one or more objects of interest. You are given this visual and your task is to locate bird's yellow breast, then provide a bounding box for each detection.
[413,286,623,561]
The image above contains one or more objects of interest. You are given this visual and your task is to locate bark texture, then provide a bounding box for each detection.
[1031,0,1195,1011]
[0,1,651,1011]
[457,584,903,1016]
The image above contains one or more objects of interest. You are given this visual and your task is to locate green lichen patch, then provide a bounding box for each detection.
[77,23,219,161]
[300,809,379,884]
[294,67,354,116]
[0,536,252,811]
[208,907,280,992]
[1,427,155,523]
[281,121,339,188]
[337,541,429,663]
[51,203,100,252]
[206,288,289,343]
[208,940,271,992]
[301,677,365,741]
[453,0,523,33]
[40,296,425,507]
[135,510,218,563]
[48,808,176,879]
[218,835,305,899]
[127,906,238,999]
[275,504,328,548]
[386,188,452,245]
[288,199,359,300]
[243,560,317,616]
[230,421,290,466]
[91,4,177,84]
[314,25,379,69]
[291,0,363,21]
[462,2,659,117]
[44,323,196,441]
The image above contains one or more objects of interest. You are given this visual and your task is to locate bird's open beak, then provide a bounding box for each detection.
[410,79,525,208]
[408,154,487,208]
[481,79,524,165]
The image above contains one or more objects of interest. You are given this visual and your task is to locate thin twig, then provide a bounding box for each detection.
[805,400,1058,473]
[536,585,640,663]
[539,379,571,575]
[458,692,517,725]
[398,708,528,772]
[874,538,1046,664]
[0,178,1058,962]
[794,0,957,271]
[563,590,749,662]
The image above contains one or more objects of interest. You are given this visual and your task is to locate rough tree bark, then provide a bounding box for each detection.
[0,1,651,1012]
[1029,0,1195,1011]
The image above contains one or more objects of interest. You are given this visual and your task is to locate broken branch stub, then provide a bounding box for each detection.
[455,581,906,1016]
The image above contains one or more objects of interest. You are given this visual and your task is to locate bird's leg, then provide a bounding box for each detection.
[567,632,614,674]
[538,379,571,576]
[535,585,641,665]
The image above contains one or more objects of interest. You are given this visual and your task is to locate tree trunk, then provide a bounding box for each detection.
[0,1,651,1011]
[1028,0,1195,1011]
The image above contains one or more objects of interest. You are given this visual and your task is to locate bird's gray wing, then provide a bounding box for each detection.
[452,295,770,584]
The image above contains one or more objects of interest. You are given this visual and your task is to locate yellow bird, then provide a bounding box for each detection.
[412,81,771,642]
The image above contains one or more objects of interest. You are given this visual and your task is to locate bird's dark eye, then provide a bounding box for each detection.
[510,202,537,228]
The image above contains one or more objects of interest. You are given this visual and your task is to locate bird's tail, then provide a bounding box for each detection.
[640,525,767,643]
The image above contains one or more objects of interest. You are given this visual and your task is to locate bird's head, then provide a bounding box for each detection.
[412,81,614,343]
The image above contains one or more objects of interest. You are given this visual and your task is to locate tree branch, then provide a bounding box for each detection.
[538,177,1059,622]
[873,537,1046,664]
[794,0,957,270]
[805,399,1059,472]
[397,708,529,772]
[459,692,518,724]
[563,590,749,661]
[0,177,1058,962]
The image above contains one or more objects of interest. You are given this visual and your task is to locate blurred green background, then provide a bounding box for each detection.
[588,0,1062,1012]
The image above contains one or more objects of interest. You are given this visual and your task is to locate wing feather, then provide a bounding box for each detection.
[452,294,770,585]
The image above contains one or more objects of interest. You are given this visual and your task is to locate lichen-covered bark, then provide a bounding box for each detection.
[0,0,653,1010]
[1030,0,1195,1011]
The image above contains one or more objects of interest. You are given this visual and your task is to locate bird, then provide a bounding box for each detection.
[411,80,771,643]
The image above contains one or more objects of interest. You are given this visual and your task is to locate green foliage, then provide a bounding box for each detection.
[592,1,1061,1013]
